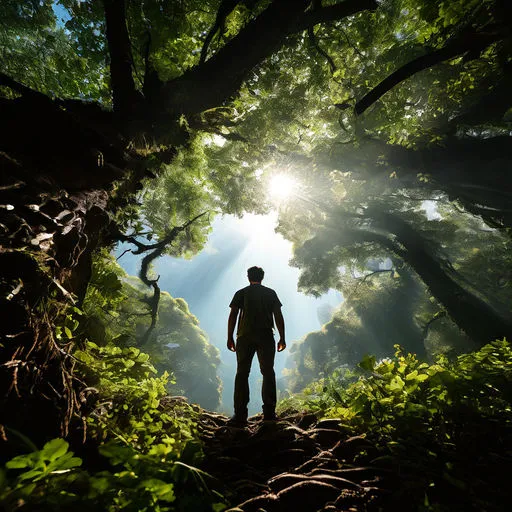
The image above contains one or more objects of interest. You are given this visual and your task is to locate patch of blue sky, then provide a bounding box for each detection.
[52,2,71,26]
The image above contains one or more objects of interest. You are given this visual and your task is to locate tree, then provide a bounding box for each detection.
[1,0,381,437]
[1,0,511,440]
[284,195,512,346]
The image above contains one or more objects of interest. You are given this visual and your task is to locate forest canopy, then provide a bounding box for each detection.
[1,0,512,510]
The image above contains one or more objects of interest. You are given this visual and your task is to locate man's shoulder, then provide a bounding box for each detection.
[232,286,250,298]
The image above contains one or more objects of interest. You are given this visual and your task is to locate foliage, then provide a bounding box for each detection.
[82,250,222,409]
[279,339,512,510]
[0,0,109,101]
[0,334,225,511]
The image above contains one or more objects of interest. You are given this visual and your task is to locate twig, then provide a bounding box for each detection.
[116,248,132,260]
[360,269,393,282]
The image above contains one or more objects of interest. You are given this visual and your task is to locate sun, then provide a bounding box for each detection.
[268,174,298,201]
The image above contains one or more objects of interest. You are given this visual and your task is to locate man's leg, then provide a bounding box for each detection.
[233,336,256,421]
[256,332,276,420]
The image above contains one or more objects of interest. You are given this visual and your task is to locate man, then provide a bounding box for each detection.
[227,266,286,426]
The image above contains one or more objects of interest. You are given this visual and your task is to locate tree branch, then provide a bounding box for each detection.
[360,268,393,282]
[295,0,378,31]
[199,0,241,65]
[355,30,504,115]
[119,211,209,345]
[422,311,447,338]
[0,72,51,102]
[162,0,377,114]
[307,26,336,73]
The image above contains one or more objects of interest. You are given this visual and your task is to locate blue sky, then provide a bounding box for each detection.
[52,2,71,24]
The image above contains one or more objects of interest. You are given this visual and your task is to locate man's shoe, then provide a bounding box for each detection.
[227,415,247,427]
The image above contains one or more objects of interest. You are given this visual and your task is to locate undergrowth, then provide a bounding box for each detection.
[0,341,226,511]
[278,339,512,511]
[3,339,511,511]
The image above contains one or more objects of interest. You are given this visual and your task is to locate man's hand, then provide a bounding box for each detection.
[277,339,286,352]
[227,336,236,352]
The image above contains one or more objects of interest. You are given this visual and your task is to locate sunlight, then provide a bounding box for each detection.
[268,173,298,201]
[232,212,279,249]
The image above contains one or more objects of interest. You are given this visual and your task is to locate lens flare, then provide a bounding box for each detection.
[268,174,298,201]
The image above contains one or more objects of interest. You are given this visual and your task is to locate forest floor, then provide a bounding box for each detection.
[196,410,397,512]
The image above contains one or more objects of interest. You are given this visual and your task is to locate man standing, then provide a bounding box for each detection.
[227,266,286,426]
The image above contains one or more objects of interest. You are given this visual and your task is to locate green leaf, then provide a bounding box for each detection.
[358,354,376,371]
[388,376,405,392]
[6,454,35,470]
[42,438,69,461]
[141,479,175,502]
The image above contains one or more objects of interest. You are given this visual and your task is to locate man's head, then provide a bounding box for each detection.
[247,266,264,283]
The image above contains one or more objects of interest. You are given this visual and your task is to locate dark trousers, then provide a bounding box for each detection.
[234,329,276,419]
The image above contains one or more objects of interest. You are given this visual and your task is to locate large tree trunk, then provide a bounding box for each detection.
[366,209,512,346]
[0,95,129,443]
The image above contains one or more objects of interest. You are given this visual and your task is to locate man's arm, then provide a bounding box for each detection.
[227,307,239,352]
[274,306,286,352]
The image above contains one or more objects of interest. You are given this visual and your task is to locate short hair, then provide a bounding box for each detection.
[247,266,264,282]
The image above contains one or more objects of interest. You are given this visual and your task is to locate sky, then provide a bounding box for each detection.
[117,211,342,414]
[52,3,71,24]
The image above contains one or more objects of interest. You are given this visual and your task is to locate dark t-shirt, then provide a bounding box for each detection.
[229,284,282,337]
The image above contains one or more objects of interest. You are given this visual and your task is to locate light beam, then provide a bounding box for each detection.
[268,174,298,201]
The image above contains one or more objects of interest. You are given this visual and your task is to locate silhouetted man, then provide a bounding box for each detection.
[227,266,286,426]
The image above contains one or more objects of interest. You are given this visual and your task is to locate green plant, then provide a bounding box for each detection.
[280,339,512,510]
[0,340,227,511]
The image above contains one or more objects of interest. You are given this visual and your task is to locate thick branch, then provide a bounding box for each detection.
[355,30,504,115]
[103,0,143,113]
[0,72,50,101]
[295,0,378,31]
[162,0,377,114]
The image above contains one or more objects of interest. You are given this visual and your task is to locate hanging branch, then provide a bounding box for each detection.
[360,268,393,283]
[422,311,447,338]
[307,26,336,73]
[117,211,209,345]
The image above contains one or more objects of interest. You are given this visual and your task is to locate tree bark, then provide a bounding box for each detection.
[103,0,143,114]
